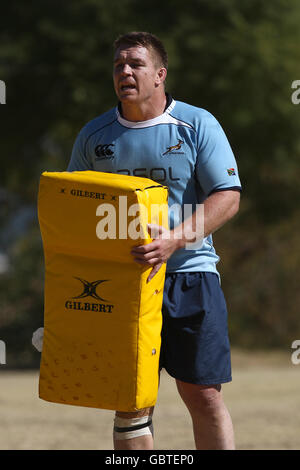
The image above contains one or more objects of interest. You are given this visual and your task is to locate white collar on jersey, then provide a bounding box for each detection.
[116,98,192,129]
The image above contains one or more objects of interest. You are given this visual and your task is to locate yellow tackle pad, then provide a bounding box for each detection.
[38,170,168,411]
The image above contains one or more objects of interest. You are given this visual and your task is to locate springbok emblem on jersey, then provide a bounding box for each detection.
[163,139,184,156]
[72,278,109,301]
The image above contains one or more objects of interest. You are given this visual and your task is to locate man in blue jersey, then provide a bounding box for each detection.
[67,32,241,450]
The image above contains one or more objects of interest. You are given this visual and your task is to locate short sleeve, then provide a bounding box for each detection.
[67,128,92,171]
[195,114,241,196]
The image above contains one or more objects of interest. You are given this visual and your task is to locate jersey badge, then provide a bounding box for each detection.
[95,144,115,160]
[162,139,184,156]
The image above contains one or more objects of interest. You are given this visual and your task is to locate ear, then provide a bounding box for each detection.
[155,67,167,86]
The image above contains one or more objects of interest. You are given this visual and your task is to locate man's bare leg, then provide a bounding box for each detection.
[113,407,154,450]
[176,380,235,450]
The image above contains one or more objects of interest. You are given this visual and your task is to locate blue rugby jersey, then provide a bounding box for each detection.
[67,95,241,275]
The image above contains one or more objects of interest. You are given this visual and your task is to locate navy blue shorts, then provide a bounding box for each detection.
[159,272,232,385]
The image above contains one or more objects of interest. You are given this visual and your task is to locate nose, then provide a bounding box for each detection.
[119,63,132,76]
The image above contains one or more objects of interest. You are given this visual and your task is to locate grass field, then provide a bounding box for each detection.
[0,348,299,450]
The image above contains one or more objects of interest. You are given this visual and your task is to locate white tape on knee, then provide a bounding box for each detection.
[113,415,153,440]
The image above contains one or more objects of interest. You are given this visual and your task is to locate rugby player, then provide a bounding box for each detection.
[35,31,241,450]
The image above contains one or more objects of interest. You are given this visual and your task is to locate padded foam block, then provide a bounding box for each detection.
[38,170,168,411]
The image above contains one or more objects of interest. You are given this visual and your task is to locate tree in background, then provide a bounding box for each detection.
[0,0,300,366]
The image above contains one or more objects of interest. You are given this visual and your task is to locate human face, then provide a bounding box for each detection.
[113,45,162,105]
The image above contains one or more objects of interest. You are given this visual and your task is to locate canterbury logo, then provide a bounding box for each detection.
[72,278,109,301]
[163,139,184,155]
[95,144,114,160]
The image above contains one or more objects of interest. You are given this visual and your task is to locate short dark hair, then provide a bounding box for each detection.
[114,31,168,69]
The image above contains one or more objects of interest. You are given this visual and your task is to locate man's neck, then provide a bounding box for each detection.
[120,93,167,122]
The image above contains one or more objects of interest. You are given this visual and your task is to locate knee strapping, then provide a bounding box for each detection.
[113,415,154,440]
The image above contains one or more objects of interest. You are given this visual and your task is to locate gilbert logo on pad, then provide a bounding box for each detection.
[72,277,109,301]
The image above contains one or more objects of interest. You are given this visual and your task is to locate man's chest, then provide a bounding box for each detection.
[86,124,197,186]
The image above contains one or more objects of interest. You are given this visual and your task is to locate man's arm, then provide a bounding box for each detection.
[131,189,240,281]
[175,189,240,245]
[67,128,92,171]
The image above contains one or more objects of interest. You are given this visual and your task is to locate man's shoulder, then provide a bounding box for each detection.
[171,99,220,130]
[79,106,117,139]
